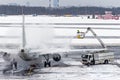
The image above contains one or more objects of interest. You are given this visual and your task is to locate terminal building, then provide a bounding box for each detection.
[97,11,119,20]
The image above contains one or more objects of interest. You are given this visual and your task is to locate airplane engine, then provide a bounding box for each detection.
[52,54,61,62]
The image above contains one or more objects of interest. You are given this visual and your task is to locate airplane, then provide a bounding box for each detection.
[0,15,68,75]
[0,15,110,76]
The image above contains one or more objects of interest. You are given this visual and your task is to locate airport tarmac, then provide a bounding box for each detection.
[0,47,120,80]
[0,57,120,80]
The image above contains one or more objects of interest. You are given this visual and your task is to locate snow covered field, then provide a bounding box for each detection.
[0,15,120,48]
[0,15,120,80]
[0,59,120,80]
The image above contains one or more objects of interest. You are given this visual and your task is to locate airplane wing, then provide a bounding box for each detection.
[30,48,108,54]
[0,48,108,62]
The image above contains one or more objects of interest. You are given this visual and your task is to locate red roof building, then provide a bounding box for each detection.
[97,11,119,20]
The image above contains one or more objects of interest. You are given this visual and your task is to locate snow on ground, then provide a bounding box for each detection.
[3,63,120,80]
[38,65,120,80]
[0,58,120,80]
[115,59,120,64]
[0,55,120,80]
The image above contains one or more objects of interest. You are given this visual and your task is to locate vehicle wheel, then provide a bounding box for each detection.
[104,60,108,64]
[93,61,95,65]
[44,61,47,67]
[44,61,51,67]
[87,63,90,66]
[91,60,95,65]
[48,61,51,67]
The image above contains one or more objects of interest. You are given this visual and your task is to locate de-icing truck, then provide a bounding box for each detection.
[81,50,114,66]
[77,27,114,66]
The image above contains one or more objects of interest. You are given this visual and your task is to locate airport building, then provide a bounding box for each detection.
[97,11,119,20]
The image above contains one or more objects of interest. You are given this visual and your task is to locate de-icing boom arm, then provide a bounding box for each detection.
[77,27,107,49]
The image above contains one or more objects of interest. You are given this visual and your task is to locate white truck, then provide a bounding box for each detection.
[81,50,114,66]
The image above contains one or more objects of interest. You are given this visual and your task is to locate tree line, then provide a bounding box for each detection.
[0,5,120,15]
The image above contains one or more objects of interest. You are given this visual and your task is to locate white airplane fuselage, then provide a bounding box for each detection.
[2,49,65,73]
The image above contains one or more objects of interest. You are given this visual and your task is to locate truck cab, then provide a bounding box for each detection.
[81,53,95,65]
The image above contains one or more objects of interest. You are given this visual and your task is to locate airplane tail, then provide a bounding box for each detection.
[22,14,26,49]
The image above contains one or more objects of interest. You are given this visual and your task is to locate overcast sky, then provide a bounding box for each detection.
[0,0,120,7]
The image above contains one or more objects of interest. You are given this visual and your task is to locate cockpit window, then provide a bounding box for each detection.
[82,55,88,58]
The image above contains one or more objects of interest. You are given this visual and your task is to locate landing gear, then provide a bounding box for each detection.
[104,60,109,64]
[43,54,51,67]
[44,61,51,67]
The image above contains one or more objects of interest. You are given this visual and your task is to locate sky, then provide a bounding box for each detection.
[0,0,120,7]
